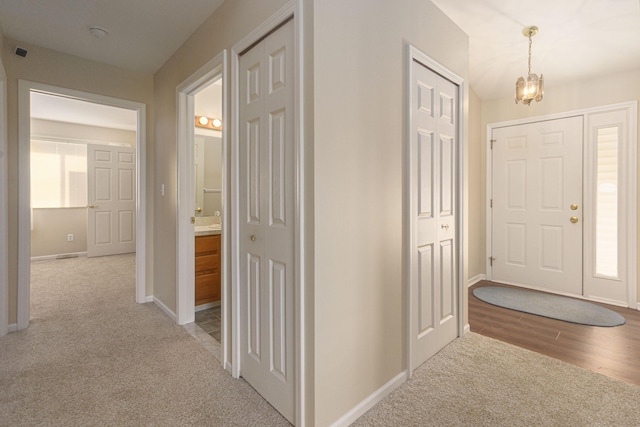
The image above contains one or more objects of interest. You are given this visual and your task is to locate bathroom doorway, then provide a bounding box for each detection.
[176,51,228,367]
[192,78,223,342]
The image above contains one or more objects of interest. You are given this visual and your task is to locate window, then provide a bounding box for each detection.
[595,127,619,278]
[30,140,87,208]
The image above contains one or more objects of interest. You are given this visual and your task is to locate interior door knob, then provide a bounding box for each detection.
[441,224,450,230]
[570,216,579,223]
[88,204,98,208]
[250,235,256,241]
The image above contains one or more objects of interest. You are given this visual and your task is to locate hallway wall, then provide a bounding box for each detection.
[312,1,469,424]
[1,38,154,324]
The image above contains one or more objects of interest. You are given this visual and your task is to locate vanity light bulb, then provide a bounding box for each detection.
[212,118,222,127]
[198,116,209,126]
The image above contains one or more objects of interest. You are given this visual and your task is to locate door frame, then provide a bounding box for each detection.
[486,101,638,308]
[17,80,147,330]
[175,51,226,341]
[230,1,305,425]
[405,45,467,377]
[0,61,7,336]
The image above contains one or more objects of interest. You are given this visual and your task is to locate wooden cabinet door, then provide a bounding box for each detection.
[195,234,221,305]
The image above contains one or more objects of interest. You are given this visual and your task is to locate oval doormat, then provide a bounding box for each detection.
[472,286,626,327]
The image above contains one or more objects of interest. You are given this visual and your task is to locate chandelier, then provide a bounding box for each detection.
[515,26,544,105]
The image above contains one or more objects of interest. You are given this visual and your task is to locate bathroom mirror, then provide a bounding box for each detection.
[194,77,223,218]
[194,134,222,217]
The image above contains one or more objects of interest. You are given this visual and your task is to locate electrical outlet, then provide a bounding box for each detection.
[67,234,74,242]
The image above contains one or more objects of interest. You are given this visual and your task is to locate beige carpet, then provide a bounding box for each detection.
[354,332,640,426]
[0,254,290,426]
[3,255,640,426]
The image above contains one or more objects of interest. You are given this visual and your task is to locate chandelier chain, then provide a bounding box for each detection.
[527,35,532,75]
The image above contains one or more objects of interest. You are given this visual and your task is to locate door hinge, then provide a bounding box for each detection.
[489,256,496,266]
[490,139,496,149]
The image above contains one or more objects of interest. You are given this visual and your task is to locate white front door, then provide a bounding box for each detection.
[238,18,295,423]
[409,56,459,370]
[87,144,136,257]
[491,117,583,295]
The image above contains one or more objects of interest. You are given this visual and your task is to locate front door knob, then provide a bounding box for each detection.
[570,216,579,224]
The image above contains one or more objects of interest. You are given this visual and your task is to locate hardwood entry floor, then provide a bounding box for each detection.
[469,281,640,387]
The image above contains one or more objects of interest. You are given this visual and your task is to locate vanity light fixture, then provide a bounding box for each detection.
[195,116,222,131]
[515,26,544,105]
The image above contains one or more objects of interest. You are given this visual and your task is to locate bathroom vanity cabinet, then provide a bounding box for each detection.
[195,234,221,305]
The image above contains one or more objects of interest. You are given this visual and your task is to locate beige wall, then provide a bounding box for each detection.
[313,1,468,424]
[468,88,485,279]
[474,68,640,302]
[151,0,289,316]
[2,38,154,324]
[31,208,87,257]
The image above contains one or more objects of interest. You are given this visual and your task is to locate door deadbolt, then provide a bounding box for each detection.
[570,204,578,210]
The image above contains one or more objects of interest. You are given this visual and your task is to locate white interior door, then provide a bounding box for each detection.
[491,117,583,295]
[87,144,136,257]
[238,18,295,423]
[410,57,459,370]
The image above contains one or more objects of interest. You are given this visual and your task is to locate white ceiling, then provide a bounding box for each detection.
[4,0,640,127]
[431,0,640,100]
[0,0,225,74]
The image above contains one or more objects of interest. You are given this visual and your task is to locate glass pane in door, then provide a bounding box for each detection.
[595,126,618,278]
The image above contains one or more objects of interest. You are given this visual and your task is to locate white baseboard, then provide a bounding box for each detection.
[195,301,220,312]
[330,371,407,427]
[468,274,486,287]
[8,323,18,333]
[463,323,471,335]
[153,297,176,321]
[30,252,87,262]
[141,295,153,303]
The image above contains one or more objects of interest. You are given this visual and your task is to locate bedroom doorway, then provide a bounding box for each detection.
[17,81,147,330]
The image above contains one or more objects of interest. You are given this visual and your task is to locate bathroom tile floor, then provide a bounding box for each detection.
[194,306,221,342]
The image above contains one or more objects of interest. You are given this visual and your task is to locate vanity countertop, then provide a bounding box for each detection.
[195,224,222,236]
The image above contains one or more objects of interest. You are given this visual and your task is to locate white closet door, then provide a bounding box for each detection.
[238,18,295,423]
[491,117,583,295]
[410,58,459,370]
[87,144,136,257]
